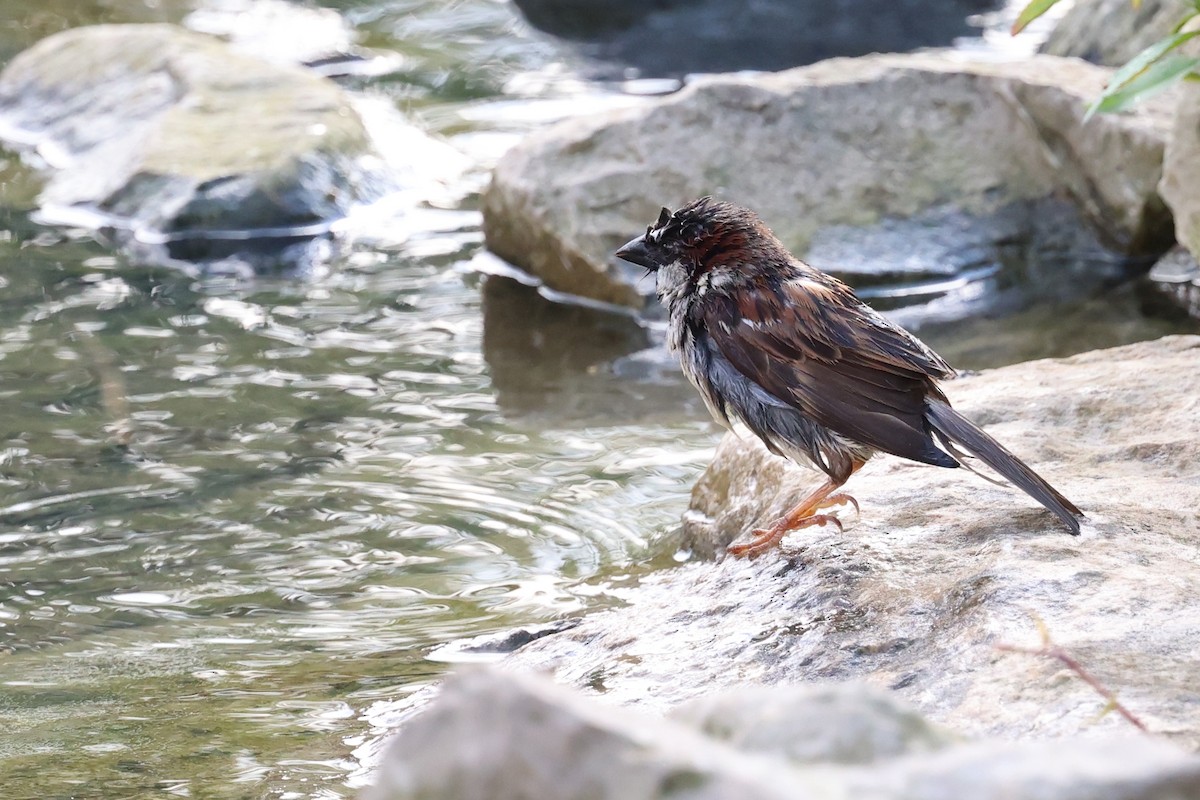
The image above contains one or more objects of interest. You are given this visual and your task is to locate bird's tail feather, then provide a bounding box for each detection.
[925,398,1082,534]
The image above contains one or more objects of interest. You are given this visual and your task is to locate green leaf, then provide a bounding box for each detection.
[1011,0,1066,34]
[1171,9,1200,33]
[1086,53,1200,120]
[1105,30,1200,94]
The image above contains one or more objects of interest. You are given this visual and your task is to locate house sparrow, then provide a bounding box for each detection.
[616,197,1082,557]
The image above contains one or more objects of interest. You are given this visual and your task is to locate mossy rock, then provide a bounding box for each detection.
[0,24,392,237]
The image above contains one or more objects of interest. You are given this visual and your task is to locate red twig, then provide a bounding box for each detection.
[995,641,1148,733]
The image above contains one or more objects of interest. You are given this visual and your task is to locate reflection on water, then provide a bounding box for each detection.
[480,274,707,422]
[0,1,1195,798]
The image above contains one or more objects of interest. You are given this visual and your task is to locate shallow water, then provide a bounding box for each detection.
[0,1,1194,798]
[0,210,714,797]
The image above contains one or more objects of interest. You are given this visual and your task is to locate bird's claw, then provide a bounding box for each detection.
[727,513,844,559]
[817,492,860,515]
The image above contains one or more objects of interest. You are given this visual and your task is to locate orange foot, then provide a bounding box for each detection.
[726,493,860,559]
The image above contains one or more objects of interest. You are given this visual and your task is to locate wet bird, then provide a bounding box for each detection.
[616,197,1082,557]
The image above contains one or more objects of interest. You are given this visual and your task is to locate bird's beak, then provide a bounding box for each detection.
[615,234,656,271]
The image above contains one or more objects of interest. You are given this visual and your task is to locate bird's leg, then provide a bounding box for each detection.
[727,461,864,558]
[726,478,845,557]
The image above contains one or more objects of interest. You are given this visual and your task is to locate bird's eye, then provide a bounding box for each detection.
[679,224,702,247]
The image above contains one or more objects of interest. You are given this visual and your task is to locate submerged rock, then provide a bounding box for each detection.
[0,24,423,266]
[367,668,1200,800]
[483,52,1176,309]
[510,0,997,77]
[500,336,1200,748]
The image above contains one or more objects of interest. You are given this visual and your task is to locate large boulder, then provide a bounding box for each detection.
[482,52,1177,309]
[367,668,1200,800]
[0,25,431,261]
[500,336,1200,749]
[1041,0,1191,66]
[510,0,998,77]
[1161,81,1200,265]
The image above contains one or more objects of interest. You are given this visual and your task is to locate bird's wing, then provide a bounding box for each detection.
[699,272,956,466]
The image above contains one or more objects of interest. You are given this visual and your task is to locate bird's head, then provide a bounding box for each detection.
[615,197,778,283]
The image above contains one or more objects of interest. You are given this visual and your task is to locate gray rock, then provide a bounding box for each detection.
[482,52,1176,309]
[1147,248,1200,319]
[510,0,997,77]
[505,336,1200,749]
[0,24,397,252]
[1041,0,1191,66]
[850,735,1200,800]
[364,667,837,800]
[367,668,1200,800]
[670,683,958,766]
[1161,81,1200,268]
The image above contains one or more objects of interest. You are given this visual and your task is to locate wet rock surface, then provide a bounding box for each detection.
[0,24,412,265]
[497,336,1200,749]
[510,0,998,77]
[482,52,1176,310]
[804,199,1130,332]
[1041,0,1190,65]
[1148,248,1200,320]
[367,668,1200,800]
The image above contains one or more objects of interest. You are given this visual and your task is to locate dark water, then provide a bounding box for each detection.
[0,1,1193,798]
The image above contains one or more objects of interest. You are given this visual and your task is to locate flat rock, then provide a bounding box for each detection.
[504,336,1200,749]
[366,668,1200,800]
[483,52,1176,309]
[0,24,405,254]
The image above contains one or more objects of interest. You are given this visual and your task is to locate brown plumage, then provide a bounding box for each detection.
[616,197,1083,556]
